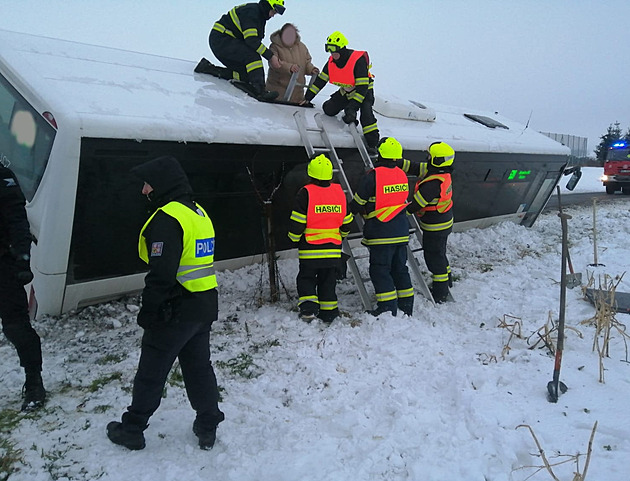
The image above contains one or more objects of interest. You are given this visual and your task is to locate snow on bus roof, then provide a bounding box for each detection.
[0,29,568,156]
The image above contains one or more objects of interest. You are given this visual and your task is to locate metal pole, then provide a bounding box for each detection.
[592,198,598,265]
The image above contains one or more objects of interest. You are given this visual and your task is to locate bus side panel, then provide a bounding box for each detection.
[57,138,567,316]
[70,139,312,285]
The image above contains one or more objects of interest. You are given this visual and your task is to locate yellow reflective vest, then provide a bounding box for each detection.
[138,201,218,292]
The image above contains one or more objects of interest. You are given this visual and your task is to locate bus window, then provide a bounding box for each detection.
[0,74,55,200]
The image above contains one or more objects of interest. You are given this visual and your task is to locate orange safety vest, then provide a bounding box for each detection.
[304,184,346,244]
[327,50,371,89]
[368,166,409,222]
[416,173,453,214]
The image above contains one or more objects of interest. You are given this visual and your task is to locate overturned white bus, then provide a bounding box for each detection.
[0,29,569,317]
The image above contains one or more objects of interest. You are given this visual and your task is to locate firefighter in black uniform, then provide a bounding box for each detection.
[301,31,380,155]
[107,156,224,451]
[0,163,46,411]
[404,141,455,303]
[350,138,414,317]
[288,155,354,323]
[209,0,285,100]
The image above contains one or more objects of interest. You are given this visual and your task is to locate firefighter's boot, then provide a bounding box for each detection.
[431,281,450,304]
[398,296,414,316]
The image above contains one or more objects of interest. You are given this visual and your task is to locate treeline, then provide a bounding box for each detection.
[595,122,630,161]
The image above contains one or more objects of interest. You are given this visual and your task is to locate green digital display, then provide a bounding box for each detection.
[508,170,532,181]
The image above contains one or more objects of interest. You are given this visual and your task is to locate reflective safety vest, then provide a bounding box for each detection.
[416,173,453,214]
[366,166,409,222]
[304,184,346,244]
[327,50,371,89]
[138,201,218,292]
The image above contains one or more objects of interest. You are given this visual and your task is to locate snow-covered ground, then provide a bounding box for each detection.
[2,168,630,481]
[555,166,604,195]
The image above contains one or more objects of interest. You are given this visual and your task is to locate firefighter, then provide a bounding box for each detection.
[209,0,284,100]
[288,155,354,323]
[405,142,455,304]
[350,137,414,317]
[300,31,380,155]
[107,156,224,451]
[0,163,46,411]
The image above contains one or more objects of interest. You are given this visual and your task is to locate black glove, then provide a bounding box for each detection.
[341,108,358,125]
[136,299,179,329]
[136,309,158,329]
[14,255,33,285]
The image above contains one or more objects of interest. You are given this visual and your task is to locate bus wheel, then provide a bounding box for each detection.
[605,184,616,195]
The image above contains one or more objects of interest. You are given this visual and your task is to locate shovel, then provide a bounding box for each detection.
[556,186,582,288]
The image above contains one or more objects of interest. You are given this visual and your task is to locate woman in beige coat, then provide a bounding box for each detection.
[265,23,319,103]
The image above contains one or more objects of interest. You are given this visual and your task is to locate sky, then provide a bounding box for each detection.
[2,167,630,480]
[1,0,629,155]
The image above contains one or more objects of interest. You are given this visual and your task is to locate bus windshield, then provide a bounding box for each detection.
[606,147,630,162]
[0,73,55,201]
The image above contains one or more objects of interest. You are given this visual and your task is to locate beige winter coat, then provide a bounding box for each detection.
[265,29,318,103]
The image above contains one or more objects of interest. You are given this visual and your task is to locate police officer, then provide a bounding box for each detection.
[0,163,46,411]
[350,138,414,316]
[209,0,285,100]
[405,142,455,303]
[288,155,354,323]
[301,31,380,155]
[107,156,224,451]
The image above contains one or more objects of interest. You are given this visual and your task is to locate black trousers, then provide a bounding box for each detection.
[0,255,42,372]
[368,244,413,314]
[296,260,339,322]
[322,89,380,148]
[209,31,265,89]
[422,228,451,291]
[128,316,224,430]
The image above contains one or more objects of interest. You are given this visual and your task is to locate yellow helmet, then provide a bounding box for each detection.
[325,31,348,53]
[377,137,403,160]
[308,154,333,181]
[267,0,285,15]
[428,142,455,167]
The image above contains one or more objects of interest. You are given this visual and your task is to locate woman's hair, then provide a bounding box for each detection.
[280,23,299,35]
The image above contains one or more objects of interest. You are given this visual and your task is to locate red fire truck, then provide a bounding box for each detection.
[602,141,630,194]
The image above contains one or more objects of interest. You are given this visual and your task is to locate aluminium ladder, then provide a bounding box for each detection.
[293,110,436,309]
[293,110,372,310]
[282,71,317,102]
[345,123,436,306]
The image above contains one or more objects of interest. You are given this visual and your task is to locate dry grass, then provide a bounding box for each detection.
[497,314,524,359]
[515,421,598,481]
[580,272,630,383]
[527,311,583,355]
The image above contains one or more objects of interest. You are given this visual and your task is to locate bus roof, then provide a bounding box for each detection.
[0,29,569,156]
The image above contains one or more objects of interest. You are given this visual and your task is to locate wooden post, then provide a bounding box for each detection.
[264,200,279,302]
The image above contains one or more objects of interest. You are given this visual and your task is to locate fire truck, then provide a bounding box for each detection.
[602,141,630,194]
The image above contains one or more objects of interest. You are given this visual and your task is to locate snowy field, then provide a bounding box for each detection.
[2,167,630,481]
[554,166,604,195]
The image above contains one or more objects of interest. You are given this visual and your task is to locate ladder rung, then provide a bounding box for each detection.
[409,247,423,254]
[345,232,363,240]
[313,147,331,153]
